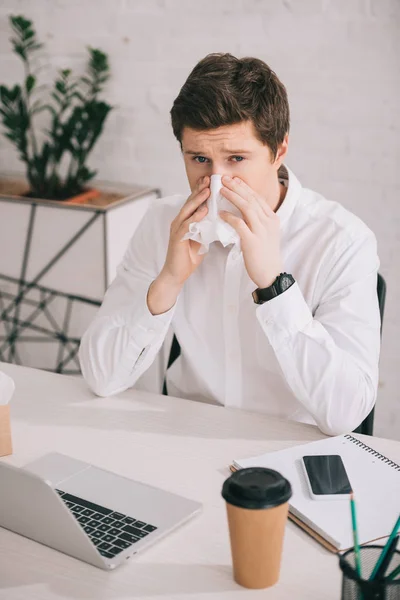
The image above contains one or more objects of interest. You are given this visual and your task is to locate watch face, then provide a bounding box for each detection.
[252,274,294,305]
[280,274,293,292]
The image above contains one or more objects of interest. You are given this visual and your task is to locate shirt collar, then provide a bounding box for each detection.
[276,164,302,227]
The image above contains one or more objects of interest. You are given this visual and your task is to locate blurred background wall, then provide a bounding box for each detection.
[0,0,399,439]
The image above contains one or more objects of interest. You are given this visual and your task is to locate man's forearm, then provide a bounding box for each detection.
[256,282,380,436]
[147,273,182,316]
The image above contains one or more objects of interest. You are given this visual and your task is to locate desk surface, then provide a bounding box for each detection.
[1,362,399,600]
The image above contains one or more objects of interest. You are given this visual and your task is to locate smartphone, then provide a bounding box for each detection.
[301,454,352,501]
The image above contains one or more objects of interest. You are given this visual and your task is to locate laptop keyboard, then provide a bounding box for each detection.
[56,489,158,559]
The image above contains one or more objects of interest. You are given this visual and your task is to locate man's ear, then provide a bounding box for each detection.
[274,133,289,168]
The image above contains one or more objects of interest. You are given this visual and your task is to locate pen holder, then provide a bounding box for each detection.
[339,545,400,600]
[0,404,12,457]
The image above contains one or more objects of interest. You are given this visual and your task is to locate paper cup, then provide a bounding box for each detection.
[222,467,292,589]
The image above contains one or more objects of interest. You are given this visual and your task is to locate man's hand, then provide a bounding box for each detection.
[219,175,283,289]
[147,176,210,315]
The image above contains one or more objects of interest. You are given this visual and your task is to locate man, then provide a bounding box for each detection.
[79,53,380,436]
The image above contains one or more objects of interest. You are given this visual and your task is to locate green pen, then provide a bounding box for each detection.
[350,493,362,578]
[386,563,400,582]
[370,514,400,581]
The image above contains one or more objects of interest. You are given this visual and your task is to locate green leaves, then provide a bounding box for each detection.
[1,84,22,104]
[1,15,112,200]
[25,74,35,94]
[10,15,42,62]
[52,69,78,108]
[81,47,111,100]
[0,83,30,164]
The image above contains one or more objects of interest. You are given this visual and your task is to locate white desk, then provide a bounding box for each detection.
[1,362,399,600]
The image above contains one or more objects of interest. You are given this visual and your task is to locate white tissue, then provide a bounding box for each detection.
[182,174,242,254]
[0,371,15,405]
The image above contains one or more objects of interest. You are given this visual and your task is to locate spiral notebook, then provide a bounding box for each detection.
[232,434,400,553]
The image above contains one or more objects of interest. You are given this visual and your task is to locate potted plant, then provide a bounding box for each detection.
[0,15,160,374]
[0,15,113,203]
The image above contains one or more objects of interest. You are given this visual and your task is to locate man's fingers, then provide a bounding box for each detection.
[178,203,208,237]
[198,175,210,191]
[220,185,265,232]
[192,202,208,221]
[177,179,210,224]
[219,210,251,239]
[222,175,275,218]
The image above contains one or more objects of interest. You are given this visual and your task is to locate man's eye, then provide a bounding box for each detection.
[192,155,244,163]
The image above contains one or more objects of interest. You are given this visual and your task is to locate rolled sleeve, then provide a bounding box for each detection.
[118,288,177,374]
[256,282,313,349]
[254,233,380,435]
[79,202,178,397]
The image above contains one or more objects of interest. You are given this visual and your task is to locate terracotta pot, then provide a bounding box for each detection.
[64,188,101,205]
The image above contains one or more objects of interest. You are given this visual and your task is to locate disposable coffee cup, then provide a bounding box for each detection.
[222,467,292,589]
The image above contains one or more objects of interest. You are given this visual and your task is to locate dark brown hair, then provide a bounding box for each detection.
[170,53,290,159]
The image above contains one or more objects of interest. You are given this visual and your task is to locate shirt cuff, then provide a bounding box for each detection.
[256,282,313,349]
[116,284,177,376]
[128,285,176,348]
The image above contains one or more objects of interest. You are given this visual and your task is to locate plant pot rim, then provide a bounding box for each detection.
[0,172,160,213]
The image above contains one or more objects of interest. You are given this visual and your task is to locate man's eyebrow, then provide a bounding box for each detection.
[183,149,252,155]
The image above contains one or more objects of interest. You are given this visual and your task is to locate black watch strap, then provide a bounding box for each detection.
[252,273,295,305]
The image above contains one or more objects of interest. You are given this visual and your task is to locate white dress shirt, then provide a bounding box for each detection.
[79,166,381,436]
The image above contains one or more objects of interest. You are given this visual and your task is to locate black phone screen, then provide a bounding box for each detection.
[303,454,352,495]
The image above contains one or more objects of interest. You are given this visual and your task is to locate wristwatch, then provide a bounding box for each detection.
[252,273,295,305]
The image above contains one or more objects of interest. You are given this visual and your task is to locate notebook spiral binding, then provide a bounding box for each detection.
[345,434,400,471]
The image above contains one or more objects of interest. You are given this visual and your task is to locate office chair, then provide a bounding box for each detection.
[163,274,387,437]
[162,334,181,396]
[353,273,386,436]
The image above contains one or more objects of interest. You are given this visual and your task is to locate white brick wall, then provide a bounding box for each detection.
[0,0,399,439]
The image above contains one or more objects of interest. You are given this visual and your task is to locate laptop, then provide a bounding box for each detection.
[0,452,202,570]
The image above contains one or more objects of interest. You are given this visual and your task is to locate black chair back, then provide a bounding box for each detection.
[353,273,386,436]
[162,334,181,395]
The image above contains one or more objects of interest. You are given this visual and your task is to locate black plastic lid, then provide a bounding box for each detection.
[222,467,292,510]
